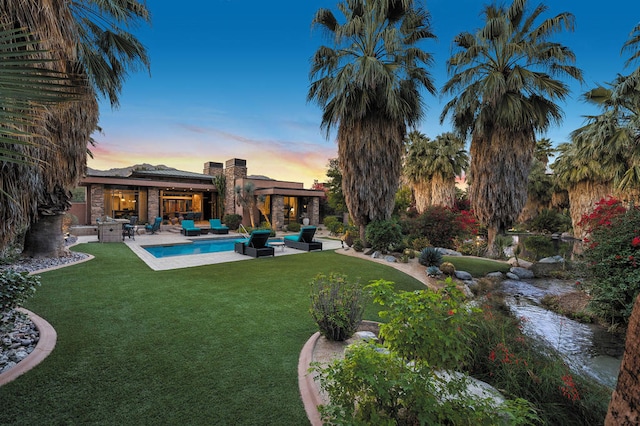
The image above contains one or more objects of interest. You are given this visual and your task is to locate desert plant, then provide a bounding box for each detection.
[419,247,443,267]
[426,265,441,277]
[309,273,366,341]
[323,216,344,235]
[0,270,41,313]
[411,236,431,251]
[222,214,242,230]
[352,239,363,252]
[365,220,403,253]
[286,222,301,233]
[492,234,514,259]
[440,262,455,276]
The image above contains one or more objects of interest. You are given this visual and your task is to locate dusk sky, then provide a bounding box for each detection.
[89,1,640,186]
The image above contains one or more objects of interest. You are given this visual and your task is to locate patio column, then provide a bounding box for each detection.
[90,185,103,224]
[147,189,160,220]
[272,195,285,231]
[310,197,320,226]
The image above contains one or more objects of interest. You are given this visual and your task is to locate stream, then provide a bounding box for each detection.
[498,278,625,388]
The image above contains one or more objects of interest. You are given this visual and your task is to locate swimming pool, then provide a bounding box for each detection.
[144,238,238,258]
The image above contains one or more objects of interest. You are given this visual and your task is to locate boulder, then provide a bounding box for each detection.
[436,248,462,256]
[454,270,473,280]
[510,267,534,279]
[538,255,565,264]
[507,257,533,268]
[371,251,382,259]
[506,272,520,280]
[384,256,397,263]
[486,272,504,278]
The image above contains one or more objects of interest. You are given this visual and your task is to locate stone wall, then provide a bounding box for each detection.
[224,158,247,216]
[310,197,320,226]
[90,185,103,224]
[272,195,284,230]
[147,188,160,220]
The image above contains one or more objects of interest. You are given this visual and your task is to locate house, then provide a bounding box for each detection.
[70,158,324,230]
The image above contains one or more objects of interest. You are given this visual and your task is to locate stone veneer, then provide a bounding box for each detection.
[90,185,104,223]
[224,158,247,216]
[147,188,160,220]
[272,195,285,230]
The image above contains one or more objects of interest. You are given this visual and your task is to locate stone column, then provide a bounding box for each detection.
[90,185,104,224]
[272,195,285,231]
[147,188,160,220]
[310,197,320,226]
[224,158,247,216]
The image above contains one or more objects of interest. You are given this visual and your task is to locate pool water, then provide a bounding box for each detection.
[144,238,238,258]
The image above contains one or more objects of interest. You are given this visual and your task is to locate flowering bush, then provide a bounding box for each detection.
[401,206,478,249]
[579,197,640,324]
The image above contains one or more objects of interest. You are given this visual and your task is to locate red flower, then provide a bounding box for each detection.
[632,236,640,247]
[447,309,455,316]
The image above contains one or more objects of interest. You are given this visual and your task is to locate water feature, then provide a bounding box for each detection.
[499,278,625,388]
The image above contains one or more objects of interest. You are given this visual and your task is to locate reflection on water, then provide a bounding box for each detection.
[499,279,624,388]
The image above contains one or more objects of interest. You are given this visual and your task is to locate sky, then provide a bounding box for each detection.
[88,0,640,187]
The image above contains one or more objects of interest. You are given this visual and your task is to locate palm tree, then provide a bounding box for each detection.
[551,142,612,239]
[0,0,150,256]
[308,0,436,243]
[404,131,468,212]
[518,139,556,222]
[440,0,582,254]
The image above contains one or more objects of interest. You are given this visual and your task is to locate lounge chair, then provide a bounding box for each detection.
[234,230,274,258]
[181,219,201,236]
[145,217,162,235]
[209,218,229,234]
[284,226,323,251]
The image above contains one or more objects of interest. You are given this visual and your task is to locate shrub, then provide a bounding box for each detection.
[426,265,441,277]
[365,220,403,253]
[323,216,344,235]
[352,238,363,252]
[286,222,301,233]
[523,235,555,260]
[527,209,572,233]
[579,199,640,324]
[222,214,242,230]
[419,247,443,267]
[0,270,41,313]
[411,236,431,251]
[492,234,513,259]
[440,261,455,276]
[309,273,366,341]
[401,206,478,249]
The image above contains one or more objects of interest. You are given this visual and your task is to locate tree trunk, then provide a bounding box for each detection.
[412,180,431,213]
[568,181,612,239]
[22,214,68,258]
[605,294,640,425]
[430,174,456,209]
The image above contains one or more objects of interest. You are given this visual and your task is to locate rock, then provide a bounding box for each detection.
[460,284,474,298]
[371,251,382,259]
[354,331,377,341]
[510,267,534,279]
[486,272,503,278]
[507,257,533,268]
[384,256,396,263]
[506,272,520,280]
[436,248,462,256]
[539,255,565,264]
[454,270,473,280]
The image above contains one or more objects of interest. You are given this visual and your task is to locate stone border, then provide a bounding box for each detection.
[0,308,57,387]
[298,331,323,426]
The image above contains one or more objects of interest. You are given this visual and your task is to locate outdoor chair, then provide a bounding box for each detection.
[209,218,229,234]
[145,217,162,235]
[122,216,138,240]
[234,230,274,258]
[181,219,201,236]
[284,226,322,251]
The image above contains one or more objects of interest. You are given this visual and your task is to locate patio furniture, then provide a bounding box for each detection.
[181,219,201,236]
[284,226,322,251]
[122,216,138,240]
[145,217,162,235]
[209,218,229,234]
[234,230,274,258]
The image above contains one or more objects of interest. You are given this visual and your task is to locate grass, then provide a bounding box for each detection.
[0,244,424,425]
[444,255,511,277]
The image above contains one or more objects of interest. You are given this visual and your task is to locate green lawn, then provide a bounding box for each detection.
[0,244,424,425]
[444,255,511,277]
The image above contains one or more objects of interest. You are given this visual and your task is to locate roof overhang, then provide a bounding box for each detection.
[81,176,215,191]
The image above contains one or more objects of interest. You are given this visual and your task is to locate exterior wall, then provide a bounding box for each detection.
[68,203,87,225]
[272,195,285,231]
[147,188,160,221]
[90,185,104,224]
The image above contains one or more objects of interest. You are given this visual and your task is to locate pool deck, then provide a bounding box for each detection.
[77,229,341,271]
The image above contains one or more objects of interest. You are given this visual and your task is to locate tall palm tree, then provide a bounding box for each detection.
[0,0,150,256]
[551,142,612,239]
[404,131,468,212]
[308,0,436,243]
[440,0,582,254]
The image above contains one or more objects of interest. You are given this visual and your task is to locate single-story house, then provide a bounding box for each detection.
[70,158,324,230]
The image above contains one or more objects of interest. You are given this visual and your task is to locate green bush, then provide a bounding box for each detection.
[401,206,478,249]
[314,280,539,425]
[309,273,366,341]
[222,214,242,230]
[286,222,301,233]
[365,220,403,253]
[440,261,455,276]
[323,216,344,235]
[526,209,572,234]
[419,247,443,267]
[411,236,431,251]
[0,270,41,313]
[352,238,363,252]
[523,235,555,260]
